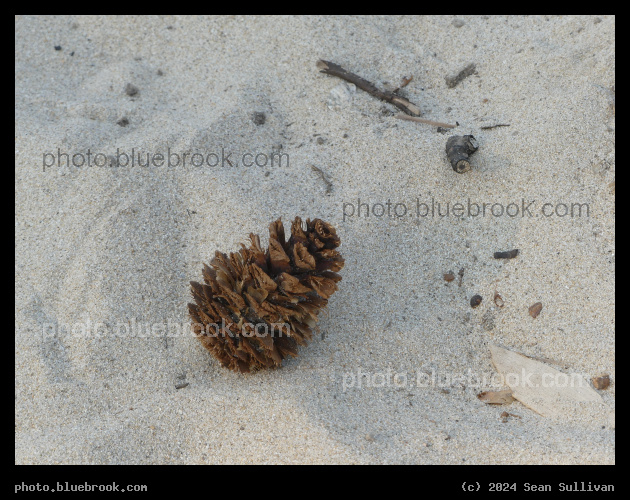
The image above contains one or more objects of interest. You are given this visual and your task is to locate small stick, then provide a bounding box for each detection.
[394,113,457,129]
[317,60,422,116]
[446,135,478,173]
[481,123,510,130]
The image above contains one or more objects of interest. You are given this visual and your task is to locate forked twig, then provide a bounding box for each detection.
[317,60,422,116]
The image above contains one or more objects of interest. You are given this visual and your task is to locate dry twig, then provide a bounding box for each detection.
[317,60,422,116]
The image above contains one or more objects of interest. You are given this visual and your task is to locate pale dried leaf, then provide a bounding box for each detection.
[489,344,610,425]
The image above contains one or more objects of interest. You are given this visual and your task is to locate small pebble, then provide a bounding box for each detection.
[125,83,139,96]
[452,19,465,28]
[494,249,519,259]
[175,382,189,390]
[443,272,455,282]
[252,111,266,125]
[470,295,482,308]
[529,302,543,318]
[54,45,62,51]
[494,292,504,308]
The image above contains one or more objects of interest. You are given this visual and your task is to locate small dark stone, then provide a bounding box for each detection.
[125,83,139,96]
[316,137,325,145]
[494,249,519,259]
[470,295,482,308]
[117,117,129,127]
[54,45,62,51]
[70,51,75,56]
[252,112,266,125]
[175,382,189,390]
[157,69,163,76]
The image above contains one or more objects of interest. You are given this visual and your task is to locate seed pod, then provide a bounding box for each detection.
[592,375,610,390]
[446,135,478,173]
[470,294,483,308]
[529,302,543,318]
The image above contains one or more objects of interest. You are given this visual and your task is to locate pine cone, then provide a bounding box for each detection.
[189,217,344,373]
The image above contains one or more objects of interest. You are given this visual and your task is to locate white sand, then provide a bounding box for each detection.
[15,15,614,464]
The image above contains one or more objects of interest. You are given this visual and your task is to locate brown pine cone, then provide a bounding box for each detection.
[189,217,344,373]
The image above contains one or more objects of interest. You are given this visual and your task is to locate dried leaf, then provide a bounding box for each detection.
[489,344,609,424]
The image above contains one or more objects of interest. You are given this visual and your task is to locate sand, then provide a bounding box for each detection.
[15,15,615,464]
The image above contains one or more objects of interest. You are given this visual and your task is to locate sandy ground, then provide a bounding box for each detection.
[15,15,615,464]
